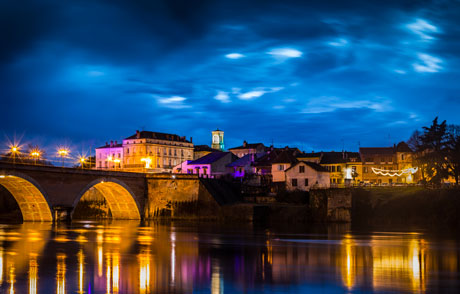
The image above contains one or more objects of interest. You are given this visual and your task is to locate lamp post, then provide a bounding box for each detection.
[113,158,121,170]
[80,157,86,169]
[106,155,113,170]
[10,146,19,164]
[30,150,40,165]
[58,148,69,167]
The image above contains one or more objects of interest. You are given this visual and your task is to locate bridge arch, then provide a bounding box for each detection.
[73,178,141,220]
[0,171,53,221]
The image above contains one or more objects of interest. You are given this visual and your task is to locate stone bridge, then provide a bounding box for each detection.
[0,162,228,222]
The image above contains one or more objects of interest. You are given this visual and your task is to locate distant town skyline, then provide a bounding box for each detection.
[2,0,460,152]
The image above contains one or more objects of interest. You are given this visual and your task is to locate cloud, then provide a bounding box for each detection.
[225,53,245,59]
[413,53,442,73]
[238,90,266,100]
[394,69,406,74]
[407,19,438,40]
[237,87,284,100]
[267,48,302,58]
[328,38,348,47]
[301,96,390,114]
[157,96,190,108]
[214,91,230,103]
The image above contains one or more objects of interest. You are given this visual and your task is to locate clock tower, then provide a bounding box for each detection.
[211,129,224,151]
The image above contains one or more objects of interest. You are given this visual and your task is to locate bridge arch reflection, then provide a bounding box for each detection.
[0,172,53,221]
[73,178,141,220]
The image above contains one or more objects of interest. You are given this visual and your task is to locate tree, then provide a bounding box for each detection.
[418,117,450,186]
[407,130,426,183]
[446,125,460,185]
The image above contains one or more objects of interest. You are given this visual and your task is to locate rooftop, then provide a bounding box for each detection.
[125,130,190,142]
[188,152,232,165]
[194,145,221,152]
[286,161,329,172]
[229,141,265,150]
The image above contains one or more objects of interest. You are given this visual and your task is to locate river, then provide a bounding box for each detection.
[0,221,459,293]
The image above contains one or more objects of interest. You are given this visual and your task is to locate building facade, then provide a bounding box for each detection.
[95,130,193,173]
[173,152,236,178]
[95,141,123,170]
[360,142,417,184]
[229,141,266,158]
[285,161,330,191]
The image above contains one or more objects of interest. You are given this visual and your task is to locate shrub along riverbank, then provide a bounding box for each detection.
[352,187,460,227]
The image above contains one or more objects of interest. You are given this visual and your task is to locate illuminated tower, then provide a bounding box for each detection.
[211,129,224,151]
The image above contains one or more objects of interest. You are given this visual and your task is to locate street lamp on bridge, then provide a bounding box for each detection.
[30,149,41,165]
[58,148,69,167]
[10,145,19,164]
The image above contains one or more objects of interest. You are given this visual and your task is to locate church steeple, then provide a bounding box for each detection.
[211,129,224,151]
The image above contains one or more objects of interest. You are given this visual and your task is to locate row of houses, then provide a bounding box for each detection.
[96,130,419,191]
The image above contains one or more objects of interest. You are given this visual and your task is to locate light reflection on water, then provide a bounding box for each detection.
[0,222,459,293]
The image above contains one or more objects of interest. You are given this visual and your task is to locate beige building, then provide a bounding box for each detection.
[96,130,193,173]
[229,141,266,158]
[360,142,416,184]
[285,161,330,191]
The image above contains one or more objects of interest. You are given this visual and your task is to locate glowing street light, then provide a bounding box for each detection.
[30,149,41,165]
[113,158,121,170]
[10,145,19,164]
[79,157,86,169]
[57,148,69,167]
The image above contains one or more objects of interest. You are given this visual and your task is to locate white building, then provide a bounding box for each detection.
[285,161,330,191]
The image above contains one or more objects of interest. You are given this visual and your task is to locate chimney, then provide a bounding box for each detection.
[243,140,247,147]
[136,130,140,139]
[110,140,113,147]
[190,137,193,143]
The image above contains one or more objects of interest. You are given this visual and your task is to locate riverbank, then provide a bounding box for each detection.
[352,187,460,227]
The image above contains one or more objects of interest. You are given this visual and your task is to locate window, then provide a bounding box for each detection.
[363,166,368,173]
[278,164,284,171]
[203,167,207,175]
[299,165,305,173]
[305,178,309,186]
[332,166,336,172]
[187,169,193,174]
[292,179,297,187]
[337,166,341,172]
[127,148,129,154]
[401,154,405,160]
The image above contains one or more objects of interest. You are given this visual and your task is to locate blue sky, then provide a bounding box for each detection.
[1,0,460,154]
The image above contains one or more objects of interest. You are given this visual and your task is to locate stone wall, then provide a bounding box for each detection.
[310,189,352,222]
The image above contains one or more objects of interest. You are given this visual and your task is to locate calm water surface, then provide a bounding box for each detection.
[0,221,459,293]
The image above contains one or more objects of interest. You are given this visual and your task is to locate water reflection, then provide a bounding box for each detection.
[56,253,66,294]
[0,223,459,293]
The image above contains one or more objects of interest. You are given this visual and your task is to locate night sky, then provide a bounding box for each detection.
[2,0,460,154]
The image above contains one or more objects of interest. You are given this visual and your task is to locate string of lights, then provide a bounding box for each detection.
[371,167,418,177]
